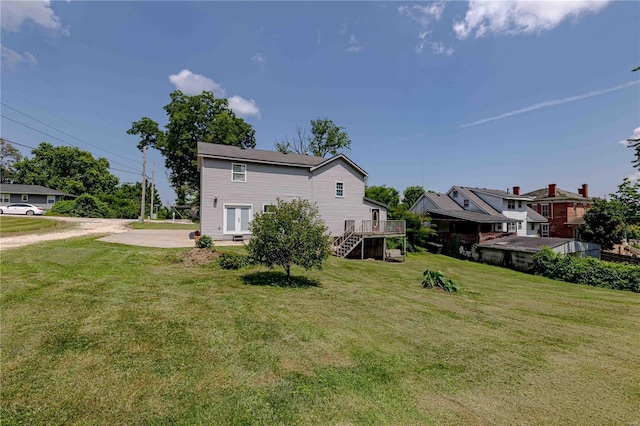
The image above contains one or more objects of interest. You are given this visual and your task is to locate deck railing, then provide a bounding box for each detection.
[359,220,405,236]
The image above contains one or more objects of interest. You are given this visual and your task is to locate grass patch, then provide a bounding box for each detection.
[1,238,639,425]
[128,221,199,230]
[0,216,72,235]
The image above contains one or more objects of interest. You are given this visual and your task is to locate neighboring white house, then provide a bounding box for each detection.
[410,185,547,247]
[197,143,398,257]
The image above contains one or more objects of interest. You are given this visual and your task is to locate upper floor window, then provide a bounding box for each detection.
[335,182,344,197]
[507,200,515,209]
[0,193,9,203]
[518,201,522,208]
[232,163,246,182]
[452,190,458,198]
[47,195,56,204]
[463,199,469,208]
[21,194,28,201]
[541,204,549,218]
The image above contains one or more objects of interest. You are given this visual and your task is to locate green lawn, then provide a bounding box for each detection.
[1,238,639,425]
[0,215,71,235]
[128,221,199,230]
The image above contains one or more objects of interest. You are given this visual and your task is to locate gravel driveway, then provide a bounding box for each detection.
[0,217,132,251]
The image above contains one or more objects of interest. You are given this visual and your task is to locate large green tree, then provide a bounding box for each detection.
[129,90,256,203]
[13,142,119,195]
[578,198,626,250]
[609,178,640,226]
[0,138,22,183]
[402,185,426,208]
[365,185,400,209]
[247,198,332,284]
[276,118,351,158]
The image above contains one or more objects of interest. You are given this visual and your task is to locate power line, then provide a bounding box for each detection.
[1,85,138,157]
[0,136,142,177]
[1,102,141,166]
[0,115,141,175]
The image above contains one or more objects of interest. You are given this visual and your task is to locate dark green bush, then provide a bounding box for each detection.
[50,194,112,218]
[218,252,249,270]
[421,269,460,292]
[532,247,640,293]
[195,234,213,249]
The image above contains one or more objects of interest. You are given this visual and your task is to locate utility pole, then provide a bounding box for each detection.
[140,145,146,222]
[149,162,155,220]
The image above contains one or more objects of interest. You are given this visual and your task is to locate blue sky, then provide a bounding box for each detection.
[1,1,638,204]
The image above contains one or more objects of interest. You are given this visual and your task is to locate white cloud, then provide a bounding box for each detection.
[430,41,454,56]
[461,80,640,128]
[228,96,260,118]
[1,45,38,69]
[398,3,445,26]
[168,69,226,97]
[629,171,640,183]
[1,0,67,33]
[252,53,266,66]
[620,127,640,146]
[168,69,260,118]
[346,34,362,53]
[454,0,610,39]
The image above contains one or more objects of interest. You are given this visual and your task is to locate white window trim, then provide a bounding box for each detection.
[541,204,549,218]
[47,195,56,204]
[21,194,28,201]
[231,163,247,183]
[335,181,344,198]
[507,200,515,210]
[263,204,276,213]
[0,193,9,203]
[508,222,516,232]
[223,204,253,235]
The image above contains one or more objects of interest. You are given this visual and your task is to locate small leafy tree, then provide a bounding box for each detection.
[247,198,332,284]
[578,198,625,249]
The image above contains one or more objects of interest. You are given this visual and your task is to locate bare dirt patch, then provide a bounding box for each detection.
[0,217,131,251]
[168,248,219,266]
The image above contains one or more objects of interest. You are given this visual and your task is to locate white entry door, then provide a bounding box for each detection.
[225,205,252,234]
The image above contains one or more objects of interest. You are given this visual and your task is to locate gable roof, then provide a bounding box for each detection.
[0,184,73,197]
[451,186,503,216]
[417,191,516,223]
[526,207,548,223]
[467,187,533,201]
[523,187,592,202]
[197,142,367,176]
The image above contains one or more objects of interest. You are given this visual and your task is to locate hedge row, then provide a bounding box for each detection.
[531,248,640,293]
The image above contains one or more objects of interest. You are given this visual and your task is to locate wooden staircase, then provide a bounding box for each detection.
[333,224,364,258]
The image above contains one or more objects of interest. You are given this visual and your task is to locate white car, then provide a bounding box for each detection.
[0,203,46,216]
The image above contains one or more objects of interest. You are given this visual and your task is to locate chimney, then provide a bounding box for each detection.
[512,186,520,196]
[581,183,588,199]
[548,183,557,197]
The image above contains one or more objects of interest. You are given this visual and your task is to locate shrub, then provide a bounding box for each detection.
[532,248,640,293]
[218,253,249,270]
[195,234,213,249]
[421,269,460,292]
[50,194,112,218]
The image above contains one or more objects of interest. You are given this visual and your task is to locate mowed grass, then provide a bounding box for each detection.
[128,221,199,230]
[1,239,639,425]
[0,215,71,235]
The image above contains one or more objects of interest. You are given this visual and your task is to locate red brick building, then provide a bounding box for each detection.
[521,184,592,238]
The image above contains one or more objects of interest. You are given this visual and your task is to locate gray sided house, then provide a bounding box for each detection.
[0,184,74,210]
[197,143,404,260]
[477,236,601,271]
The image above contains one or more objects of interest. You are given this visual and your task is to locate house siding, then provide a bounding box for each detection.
[1,194,64,210]
[310,161,369,236]
[200,158,311,239]
[476,193,528,236]
[199,155,378,240]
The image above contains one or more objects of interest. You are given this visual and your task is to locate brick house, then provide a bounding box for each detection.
[522,184,592,238]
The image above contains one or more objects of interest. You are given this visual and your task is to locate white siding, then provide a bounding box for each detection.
[200,158,311,239]
[200,156,381,240]
[476,193,528,236]
[310,161,369,236]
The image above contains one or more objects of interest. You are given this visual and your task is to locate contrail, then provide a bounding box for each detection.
[460,80,640,128]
